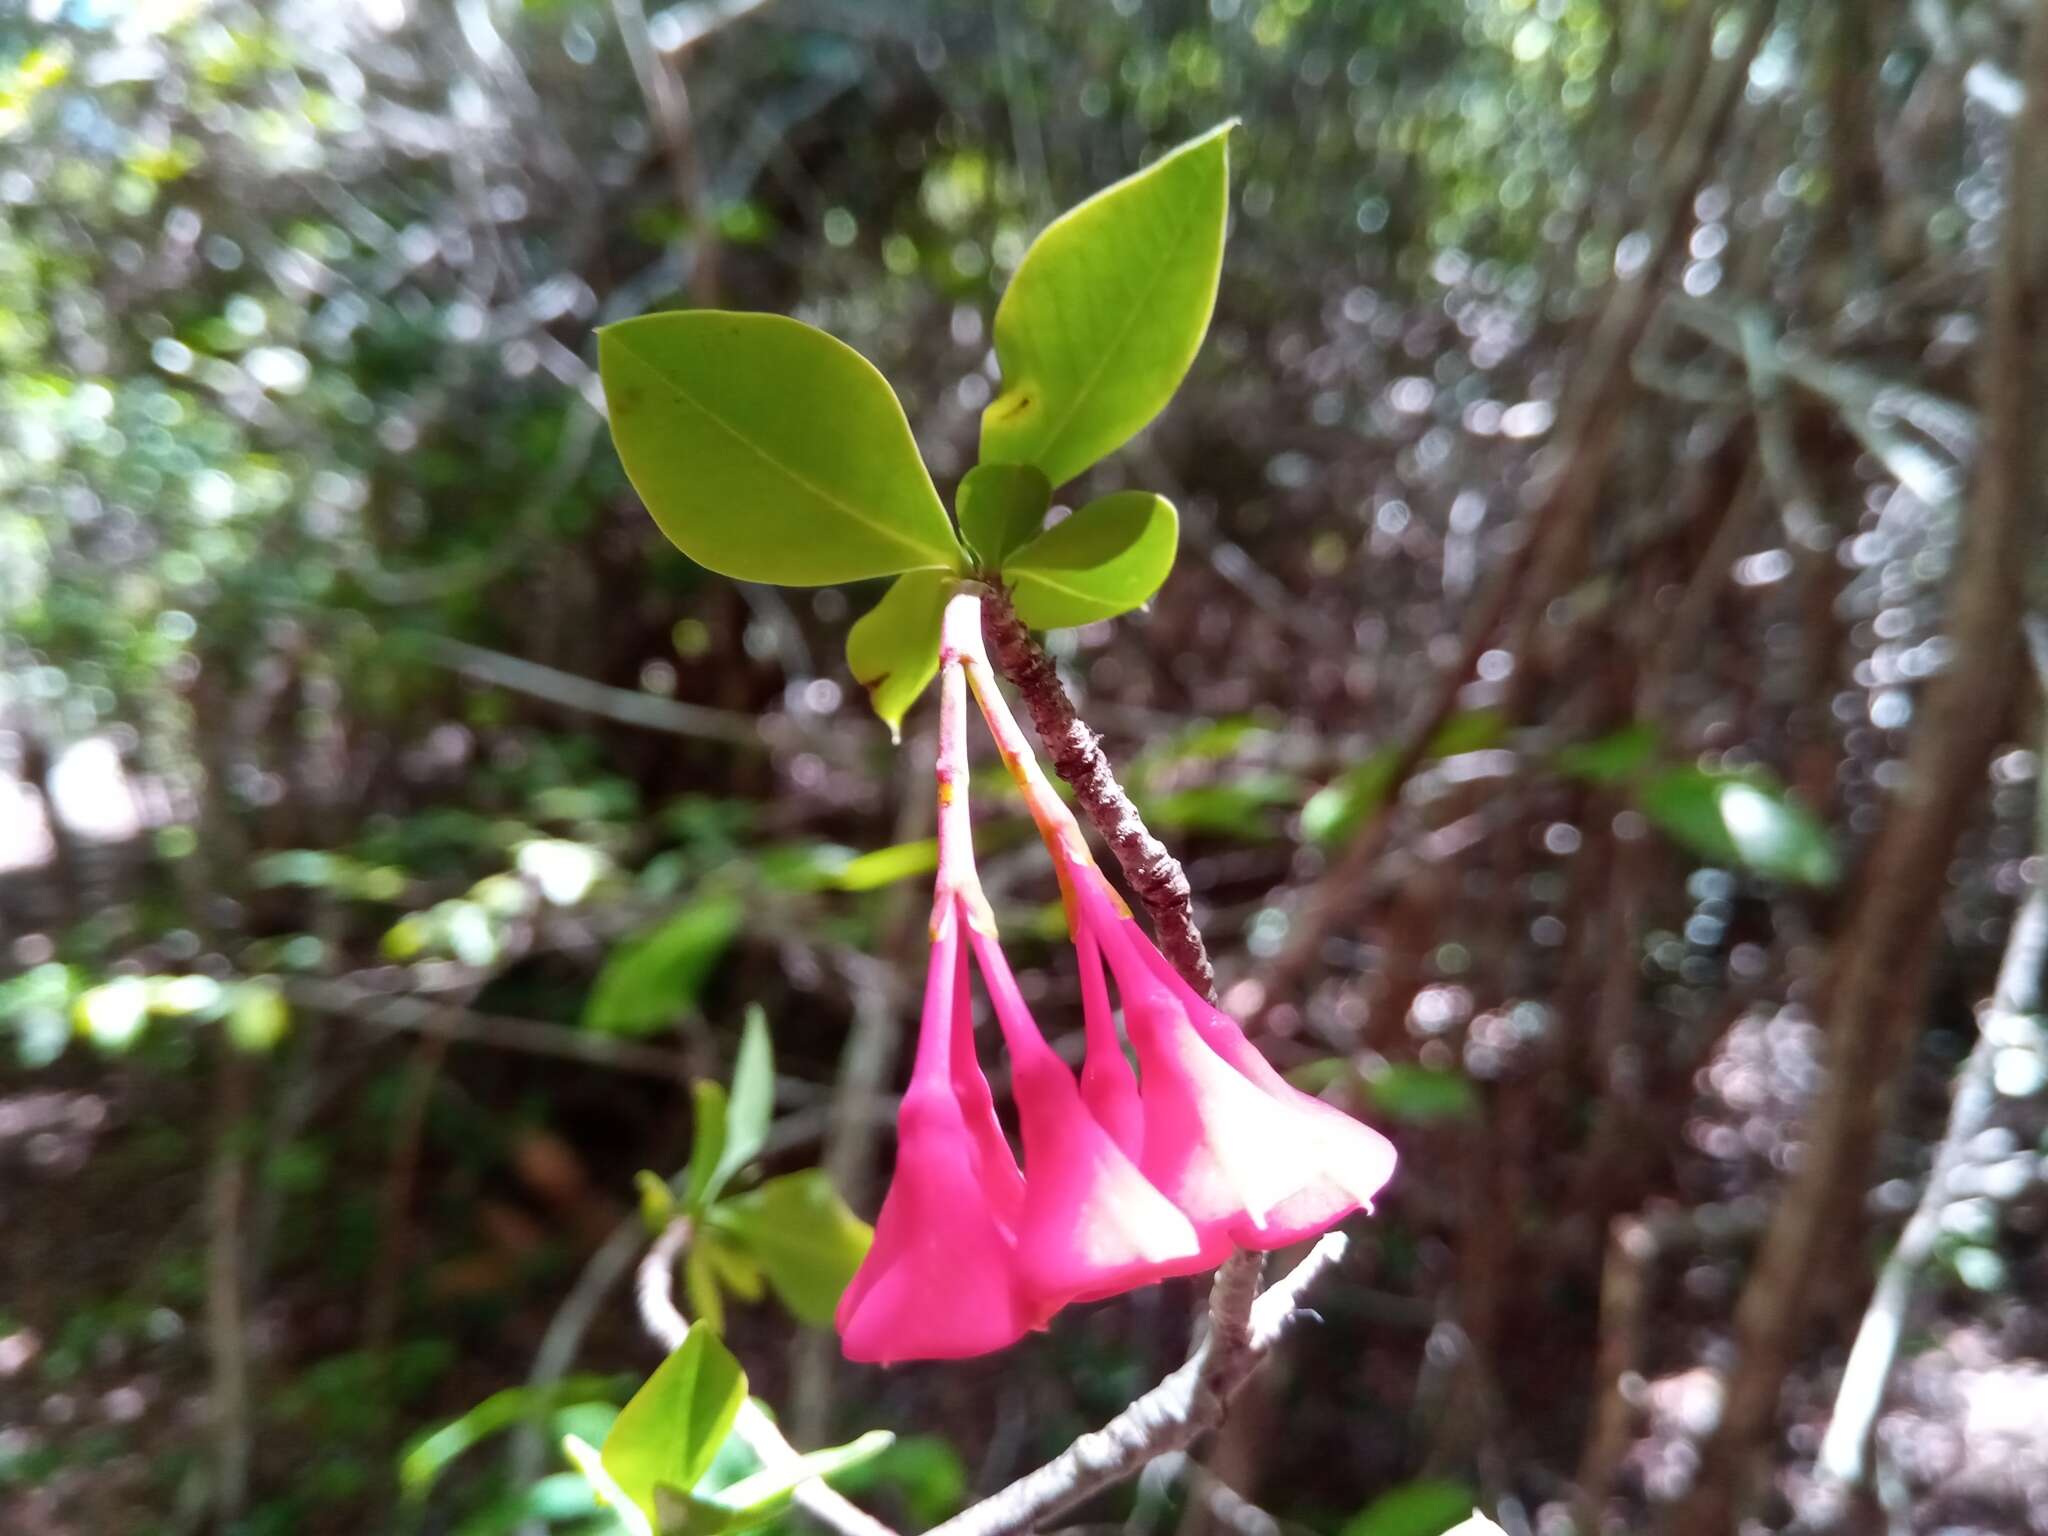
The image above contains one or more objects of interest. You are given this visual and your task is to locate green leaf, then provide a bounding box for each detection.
[682,1080,729,1214]
[669,1431,895,1534]
[1554,721,1662,784]
[1138,774,1301,840]
[600,311,966,584]
[1339,1480,1477,1536]
[831,839,938,892]
[400,1374,628,1500]
[600,1330,749,1528]
[1363,1064,1480,1126]
[1300,710,1509,848]
[707,1170,874,1326]
[564,1433,652,1536]
[691,1005,772,1210]
[846,570,954,740]
[685,1244,726,1333]
[1002,491,1178,629]
[982,122,1235,487]
[1636,765,1839,886]
[956,462,1051,567]
[583,893,743,1036]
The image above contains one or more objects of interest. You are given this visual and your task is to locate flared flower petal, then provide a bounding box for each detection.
[969,927,1205,1305]
[1076,870,1396,1252]
[834,1084,1038,1362]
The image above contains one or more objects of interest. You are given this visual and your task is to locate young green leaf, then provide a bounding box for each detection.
[1002,490,1178,629]
[583,892,743,1036]
[956,462,1052,567]
[703,1005,773,1206]
[400,1374,628,1500]
[982,122,1235,488]
[600,311,966,584]
[681,1080,729,1214]
[565,1433,653,1536]
[599,1329,749,1528]
[706,1169,874,1326]
[845,569,953,740]
[675,1431,896,1535]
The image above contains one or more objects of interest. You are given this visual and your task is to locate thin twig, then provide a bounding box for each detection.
[424,635,765,747]
[1808,621,2048,1505]
[928,1236,1351,1536]
[635,1219,901,1536]
[285,972,696,1080]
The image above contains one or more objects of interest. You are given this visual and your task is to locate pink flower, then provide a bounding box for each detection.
[835,896,1037,1364]
[1072,868,1396,1255]
[968,925,1206,1304]
[836,589,1396,1364]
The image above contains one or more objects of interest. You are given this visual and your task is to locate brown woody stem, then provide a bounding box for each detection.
[979,585,1216,1001]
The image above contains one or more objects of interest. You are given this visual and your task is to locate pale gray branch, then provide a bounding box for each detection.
[929,1236,1350,1536]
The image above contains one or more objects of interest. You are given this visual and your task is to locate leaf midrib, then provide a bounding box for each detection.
[611,330,952,570]
[1023,157,1211,478]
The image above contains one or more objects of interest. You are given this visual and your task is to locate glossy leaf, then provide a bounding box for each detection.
[600,311,965,584]
[599,1329,748,1529]
[1636,766,1839,886]
[956,462,1051,567]
[1003,491,1178,629]
[982,123,1235,487]
[846,569,953,740]
[707,1169,874,1326]
[583,893,743,1036]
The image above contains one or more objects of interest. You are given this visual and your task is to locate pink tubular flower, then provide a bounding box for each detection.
[837,588,1397,1364]
[835,896,1037,1364]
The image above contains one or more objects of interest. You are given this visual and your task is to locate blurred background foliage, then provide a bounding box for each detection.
[2,0,2046,1534]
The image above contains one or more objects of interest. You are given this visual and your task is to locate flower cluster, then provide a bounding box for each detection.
[836,595,1395,1364]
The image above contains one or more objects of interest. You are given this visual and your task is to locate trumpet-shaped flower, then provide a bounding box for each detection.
[835,900,1038,1364]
